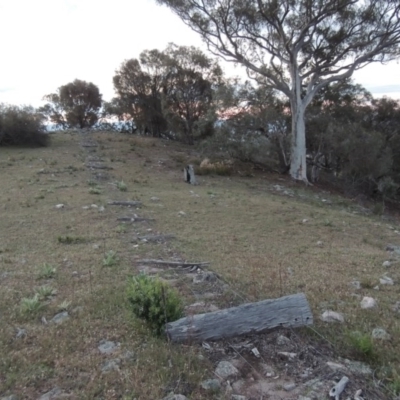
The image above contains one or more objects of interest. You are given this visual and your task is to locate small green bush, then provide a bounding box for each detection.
[126,274,183,335]
[37,263,57,279]
[348,331,375,358]
[0,104,49,147]
[102,250,119,267]
[20,294,44,316]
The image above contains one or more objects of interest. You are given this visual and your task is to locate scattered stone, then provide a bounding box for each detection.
[382,260,392,268]
[90,204,98,208]
[72,271,78,276]
[98,340,120,354]
[260,364,275,377]
[380,276,394,285]
[121,350,135,360]
[231,395,246,400]
[374,285,380,290]
[321,310,344,323]
[360,297,377,309]
[283,383,296,391]
[326,361,347,372]
[70,306,84,315]
[276,335,291,345]
[200,379,221,391]
[344,359,372,375]
[215,361,239,379]
[1,395,18,400]
[38,387,63,400]
[161,395,188,400]
[392,301,400,313]
[178,211,186,216]
[99,206,105,212]
[82,206,89,210]
[16,328,26,338]
[50,311,69,325]
[193,271,217,284]
[55,204,65,209]
[251,347,261,358]
[372,328,391,340]
[302,219,308,224]
[101,358,121,373]
[150,196,160,201]
[278,352,297,359]
[316,241,323,246]
[350,281,361,290]
[386,244,400,255]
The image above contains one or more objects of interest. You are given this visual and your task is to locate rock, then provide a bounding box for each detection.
[178,211,186,216]
[302,219,308,224]
[372,328,391,340]
[260,364,275,377]
[382,260,392,268]
[316,241,323,246]
[276,335,291,345]
[350,281,361,290]
[278,352,297,359]
[16,328,26,338]
[392,301,400,313]
[326,361,347,372]
[321,310,344,323]
[38,387,63,399]
[99,206,105,212]
[50,311,69,325]
[193,272,217,284]
[360,297,377,309]
[232,380,245,392]
[231,396,246,400]
[161,395,188,400]
[1,395,18,400]
[215,361,239,379]
[101,358,121,373]
[55,204,65,209]
[98,340,120,354]
[344,359,372,375]
[380,276,394,285]
[200,379,221,391]
[150,196,160,201]
[283,383,296,391]
[386,244,400,255]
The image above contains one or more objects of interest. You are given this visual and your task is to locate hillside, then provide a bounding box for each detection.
[1,131,399,399]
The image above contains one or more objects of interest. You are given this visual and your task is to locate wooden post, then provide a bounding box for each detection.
[184,165,196,184]
[166,293,313,343]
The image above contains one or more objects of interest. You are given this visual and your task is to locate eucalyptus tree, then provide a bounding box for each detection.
[156,0,400,182]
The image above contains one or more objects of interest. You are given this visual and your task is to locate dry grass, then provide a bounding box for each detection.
[1,131,400,398]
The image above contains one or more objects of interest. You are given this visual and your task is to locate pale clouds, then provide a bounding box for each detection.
[0,0,398,106]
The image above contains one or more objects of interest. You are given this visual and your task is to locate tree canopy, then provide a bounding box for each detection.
[157,0,400,181]
[40,79,102,129]
[111,44,223,143]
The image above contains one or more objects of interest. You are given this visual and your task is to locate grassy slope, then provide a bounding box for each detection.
[1,131,400,398]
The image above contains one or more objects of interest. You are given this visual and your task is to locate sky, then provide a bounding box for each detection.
[0,0,399,107]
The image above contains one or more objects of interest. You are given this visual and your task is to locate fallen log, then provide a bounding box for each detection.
[135,259,210,268]
[108,201,142,207]
[166,293,313,343]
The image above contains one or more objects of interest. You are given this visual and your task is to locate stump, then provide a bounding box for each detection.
[184,165,196,184]
[166,293,313,343]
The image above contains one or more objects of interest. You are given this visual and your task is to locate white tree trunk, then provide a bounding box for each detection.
[289,106,308,182]
[289,68,308,183]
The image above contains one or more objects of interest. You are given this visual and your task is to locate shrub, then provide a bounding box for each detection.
[102,250,119,267]
[0,104,49,147]
[126,274,183,335]
[20,294,44,316]
[37,263,57,279]
[348,331,375,358]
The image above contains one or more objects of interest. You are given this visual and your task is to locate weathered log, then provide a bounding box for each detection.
[117,216,153,222]
[108,201,142,207]
[135,259,210,268]
[137,234,175,243]
[166,293,313,343]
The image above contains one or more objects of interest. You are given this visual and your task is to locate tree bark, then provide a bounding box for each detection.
[166,293,313,343]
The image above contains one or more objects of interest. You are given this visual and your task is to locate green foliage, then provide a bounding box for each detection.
[0,104,49,147]
[20,294,44,316]
[35,285,56,300]
[40,79,102,129]
[89,187,101,195]
[103,250,119,267]
[116,180,128,192]
[348,331,375,358]
[57,235,86,244]
[126,274,183,335]
[37,263,57,279]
